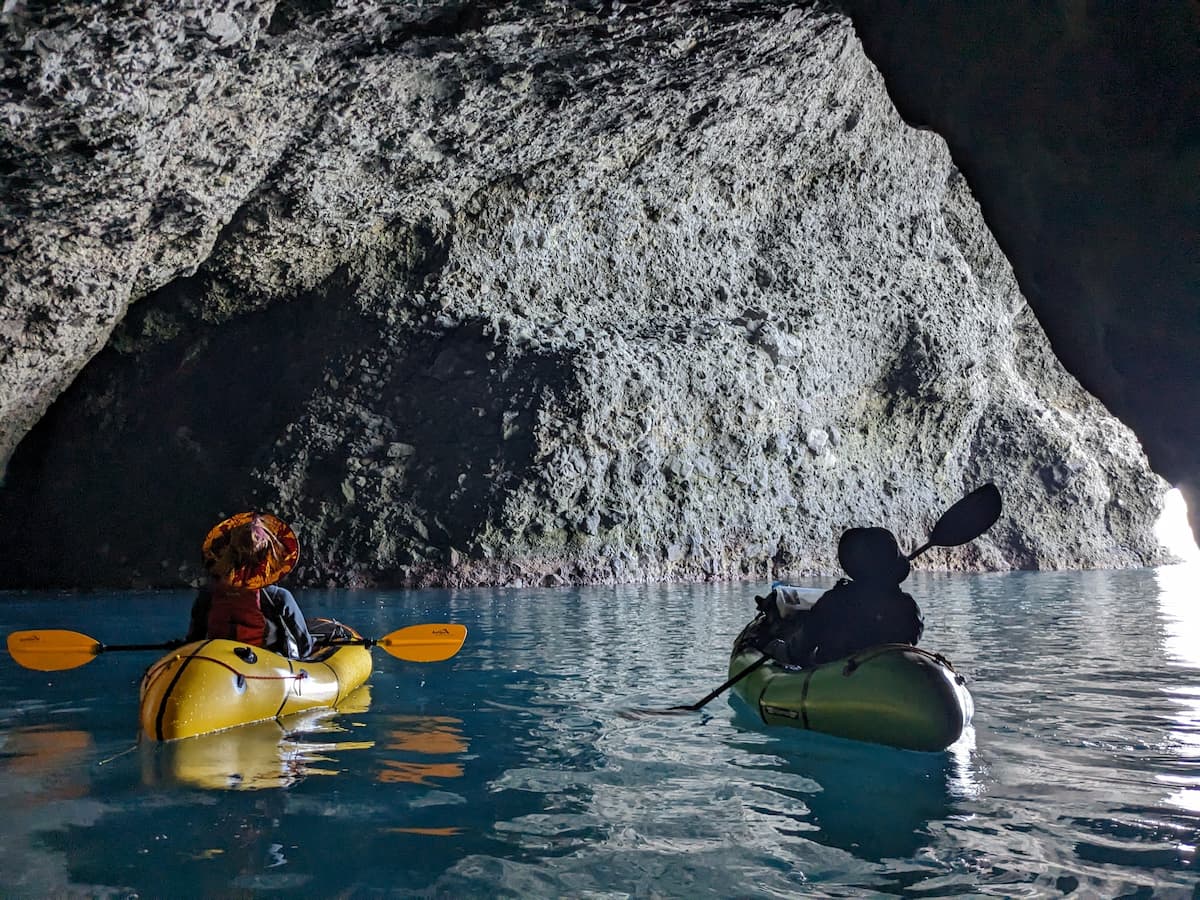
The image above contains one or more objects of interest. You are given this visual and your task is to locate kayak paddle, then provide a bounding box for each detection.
[651,482,1003,713]
[326,623,468,662]
[6,623,467,672]
[905,483,1003,560]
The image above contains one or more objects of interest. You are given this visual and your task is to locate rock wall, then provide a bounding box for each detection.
[0,1,1170,588]
[840,0,1200,543]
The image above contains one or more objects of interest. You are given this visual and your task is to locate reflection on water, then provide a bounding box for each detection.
[387,826,464,836]
[377,714,468,786]
[0,725,105,896]
[1154,563,1200,818]
[3,727,93,804]
[143,686,375,791]
[1156,563,1200,668]
[0,573,1198,896]
[139,691,475,794]
[725,707,971,862]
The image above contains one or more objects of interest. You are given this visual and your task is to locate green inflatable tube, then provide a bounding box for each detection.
[728,644,973,752]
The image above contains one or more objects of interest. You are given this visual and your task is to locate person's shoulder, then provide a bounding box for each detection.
[811,579,850,608]
[818,578,853,598]
[261,583,293,603]
[276,583,303,604]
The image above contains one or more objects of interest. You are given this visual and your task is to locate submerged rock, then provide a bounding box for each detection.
[0,2,1170,587]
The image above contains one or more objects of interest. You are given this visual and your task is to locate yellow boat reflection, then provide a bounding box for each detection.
[140,701,472,803]
[143,686,375,791]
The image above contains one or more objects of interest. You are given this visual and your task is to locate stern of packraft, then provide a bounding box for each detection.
[729,643,973,752]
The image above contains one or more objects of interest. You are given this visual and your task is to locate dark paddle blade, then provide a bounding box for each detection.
[929,483,1003,546]
[908,483,1003,559]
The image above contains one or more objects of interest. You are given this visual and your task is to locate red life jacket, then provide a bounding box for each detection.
[206,584,267,646]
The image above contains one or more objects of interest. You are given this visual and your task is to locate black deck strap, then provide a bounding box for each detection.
[841,644,969,687]
[274,658,296,720]
[926,650,966,682]
[155,640,213,741]
[141,655,178,696]
[839,643,957,674]
[925,649,956,670]
[752,663,769,723]
[753,659,786,724]
[799,667,815,730]
[326,654,343,704]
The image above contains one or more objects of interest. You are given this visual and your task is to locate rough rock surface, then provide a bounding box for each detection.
[0,1,1170,588]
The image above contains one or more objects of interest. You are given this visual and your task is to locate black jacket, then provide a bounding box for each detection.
[790,578,923,666]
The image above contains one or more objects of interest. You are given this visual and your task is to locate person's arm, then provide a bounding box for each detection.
[185,589,211,642]
[791,587,837,666]
[903,591,924,645]
[267,585,314,658]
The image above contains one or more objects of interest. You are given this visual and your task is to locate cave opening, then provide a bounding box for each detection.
[1155,488,1200,564]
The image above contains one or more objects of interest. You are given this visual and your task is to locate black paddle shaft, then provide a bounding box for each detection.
[100,640,183,653]
[669,654,772,711]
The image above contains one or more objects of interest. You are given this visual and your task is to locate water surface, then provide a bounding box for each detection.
[1,567,1197,897]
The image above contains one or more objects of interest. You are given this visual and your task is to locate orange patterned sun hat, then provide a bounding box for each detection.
[201,512,299,589]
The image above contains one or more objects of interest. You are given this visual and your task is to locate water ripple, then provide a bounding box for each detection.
[0,570,1198,896]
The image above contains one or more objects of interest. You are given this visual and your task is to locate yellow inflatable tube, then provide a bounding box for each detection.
[143,686,374,789]
[139,631,373,742]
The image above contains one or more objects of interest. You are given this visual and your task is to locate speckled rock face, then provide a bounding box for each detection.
[0,1,1170,588]
[843,0,1200,545]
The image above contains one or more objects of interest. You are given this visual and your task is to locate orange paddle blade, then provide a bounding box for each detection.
[7,629,103,672]
[375,624,467,662]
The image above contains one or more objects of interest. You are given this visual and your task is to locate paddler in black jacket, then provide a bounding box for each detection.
[769,527,923,666]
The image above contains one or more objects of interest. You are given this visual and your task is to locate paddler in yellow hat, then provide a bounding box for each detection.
[185,512,314,659]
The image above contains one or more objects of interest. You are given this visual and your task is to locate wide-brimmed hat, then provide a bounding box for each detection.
[201,512,299,589]
[837,527,910,584]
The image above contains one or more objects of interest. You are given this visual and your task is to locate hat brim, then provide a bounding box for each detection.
[201,512,299,589]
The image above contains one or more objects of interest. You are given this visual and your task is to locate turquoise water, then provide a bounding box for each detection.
[1,567,1198,898]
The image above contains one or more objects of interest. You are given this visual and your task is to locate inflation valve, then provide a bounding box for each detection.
[233,646,258,664]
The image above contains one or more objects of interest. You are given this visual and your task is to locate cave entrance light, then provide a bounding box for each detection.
[1155,488,1200,564]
